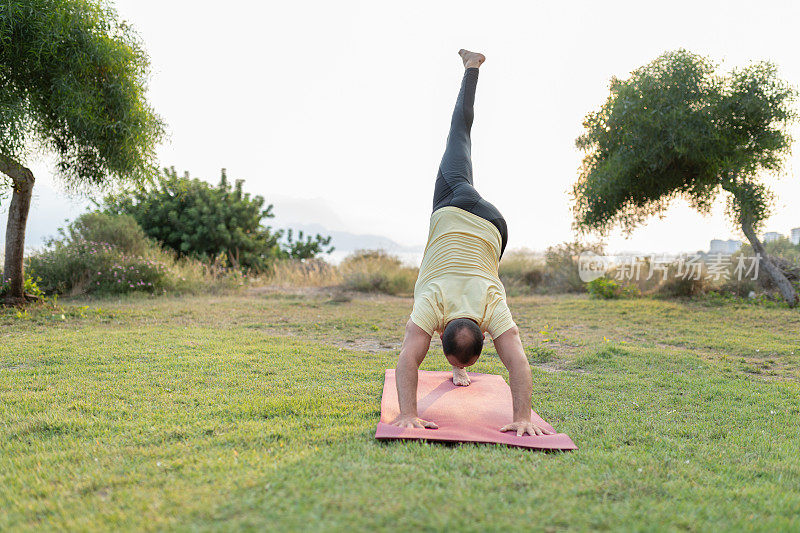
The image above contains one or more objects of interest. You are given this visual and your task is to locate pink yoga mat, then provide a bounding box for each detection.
[375,369,577,451]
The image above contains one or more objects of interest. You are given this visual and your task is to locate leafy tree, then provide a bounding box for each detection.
[102,167,281,271]
[102,167,334,270]
[0,0,164,304]
[282,229,334,260]
[573,49,798,306]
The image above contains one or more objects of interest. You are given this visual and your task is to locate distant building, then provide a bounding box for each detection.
[763,232,783,243]
[709,239,742,254]
[792,228,800,246]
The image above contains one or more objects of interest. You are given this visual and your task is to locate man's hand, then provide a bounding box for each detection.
[390,414,439,429]
[500,421,554,437]
[493,326,537,426]
[394,320,433,430]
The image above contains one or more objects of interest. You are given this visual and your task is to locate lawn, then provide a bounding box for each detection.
[2,289,799,531]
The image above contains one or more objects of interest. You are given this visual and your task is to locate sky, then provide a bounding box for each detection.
[3,0,800,259]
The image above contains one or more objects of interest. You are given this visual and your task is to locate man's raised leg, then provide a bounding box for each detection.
[432,50,485,210]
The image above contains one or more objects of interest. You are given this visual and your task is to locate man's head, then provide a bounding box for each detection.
[441,318,484,368]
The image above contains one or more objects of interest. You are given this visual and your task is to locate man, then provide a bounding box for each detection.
[390,50,554,437]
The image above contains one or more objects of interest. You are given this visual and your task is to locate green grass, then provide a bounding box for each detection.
[2,291,800,531]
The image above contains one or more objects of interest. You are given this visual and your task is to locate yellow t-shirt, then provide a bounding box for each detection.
[410,206,515,340]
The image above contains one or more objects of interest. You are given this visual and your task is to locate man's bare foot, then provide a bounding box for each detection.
[452,366,471,386]
[459,49,485,69]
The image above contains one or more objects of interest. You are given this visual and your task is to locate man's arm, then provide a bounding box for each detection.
[390,320,438,429]
[493,325,554,436]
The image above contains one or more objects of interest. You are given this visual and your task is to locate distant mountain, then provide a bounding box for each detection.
[264,196,424,254]
[273,222,423,253]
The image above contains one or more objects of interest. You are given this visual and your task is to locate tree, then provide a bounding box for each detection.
[282,229,334,260]
[102,167,283,271]
[102,167,334,271]
[0,0,165,304]
[573,49,798,306]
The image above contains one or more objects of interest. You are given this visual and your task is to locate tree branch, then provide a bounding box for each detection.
[0,153,35,191]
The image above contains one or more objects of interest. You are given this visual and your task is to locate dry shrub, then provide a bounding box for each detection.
[542,242,595,293]
[500,243,607,294]
[542,241,606,294]
[261,259,340,288]
[339,250,418,296]
[656,261,711,297]
[499,248,545,295]
[755,255,800,291]
[716,277,759,297]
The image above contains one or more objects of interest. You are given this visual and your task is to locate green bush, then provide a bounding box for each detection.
[1,273,45,299]
[28,211,171,295]
[26,211,251,297]
[587,277,640,299]
[101,167,333,271]
[49,211,155,257]
[102,167,284,271]
[27,240,170,296]
[339,250,418,296]
[282,229,334,260]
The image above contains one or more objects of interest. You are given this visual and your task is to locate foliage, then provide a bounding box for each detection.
[84,252,168,294]
[718,240,800,295]
[26,211,250,296]
[573,49,797,236]
[0,174,8,201]
[27,237,249,297]
[27,210,168,295]
[101,167,334,271]
[339,249,418,295]
[542,241,606,293]
[282,229,334,260]
[27,239,170,295]
[102,167,282,271]
[47,211,155,256]
[0,272,44,299]
[499,244,608,295]
[0,0,165,189]
[587,277,639,299]
[1,296,106,324]
[743,236,800,265]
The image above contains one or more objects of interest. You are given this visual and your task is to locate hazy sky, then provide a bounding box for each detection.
[3,0,800,256]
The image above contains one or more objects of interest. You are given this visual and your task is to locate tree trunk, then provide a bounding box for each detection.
[741,218,798,307]
[1,154,35,306]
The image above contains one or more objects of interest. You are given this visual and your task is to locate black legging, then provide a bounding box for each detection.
[432,67,508,258]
